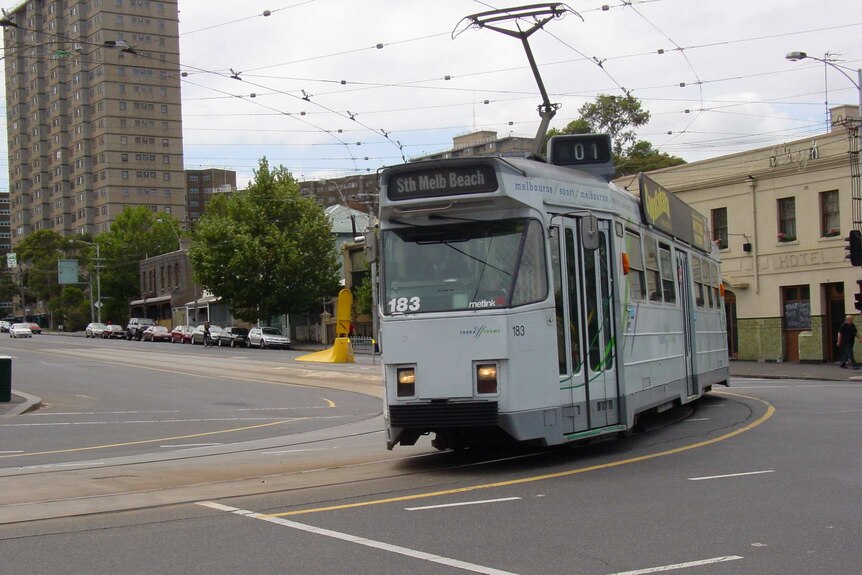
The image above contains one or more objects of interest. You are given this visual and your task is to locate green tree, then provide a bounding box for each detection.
[50,286,91,331]
[95,207,181,324]
[13,230,97,325]
[615,140,686,177]
[546,94,684,178]
[190,158,340,323]
[578,93,650,156]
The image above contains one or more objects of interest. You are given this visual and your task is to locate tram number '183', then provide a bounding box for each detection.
[388,297,421,313]
[512,325,526,337]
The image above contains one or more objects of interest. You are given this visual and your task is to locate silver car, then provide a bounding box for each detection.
[248,326,291,349]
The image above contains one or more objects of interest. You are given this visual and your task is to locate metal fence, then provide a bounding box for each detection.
[350,336,376,355]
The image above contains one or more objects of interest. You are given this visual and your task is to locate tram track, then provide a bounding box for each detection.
[0,391,772,525]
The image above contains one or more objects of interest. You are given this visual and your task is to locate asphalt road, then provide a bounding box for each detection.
[0,337,859,574]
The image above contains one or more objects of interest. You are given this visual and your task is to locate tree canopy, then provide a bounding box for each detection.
[94,207,182,324]
[546,93,685,178]
[189,158,340,323]
[12,229,94,328]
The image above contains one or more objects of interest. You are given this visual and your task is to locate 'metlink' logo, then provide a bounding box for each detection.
[459,325,502,339]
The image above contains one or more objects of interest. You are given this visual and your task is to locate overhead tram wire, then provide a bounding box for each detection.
[181,1,319,36]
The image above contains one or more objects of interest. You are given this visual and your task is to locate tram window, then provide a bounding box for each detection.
[565,229,581,373]
[625,231,646,300]
[644,237,662,302]
[511,220,549,306]
[691,256,705,307]
[704,258,714,308]
[550,227,567,375]
[711,262,721,307]
[658,244,676,304]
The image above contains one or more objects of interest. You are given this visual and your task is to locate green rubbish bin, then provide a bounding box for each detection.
[0,356,10,403]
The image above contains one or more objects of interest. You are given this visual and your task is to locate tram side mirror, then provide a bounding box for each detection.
[364,227,378,262]
[581,215,600,250]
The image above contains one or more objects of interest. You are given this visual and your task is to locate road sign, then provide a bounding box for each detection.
[58,259,79,285]
[6,253,16,268]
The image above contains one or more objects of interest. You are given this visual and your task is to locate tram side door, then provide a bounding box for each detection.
[676,250,696,396]
[581,219,620,428]
[553,218,620,434]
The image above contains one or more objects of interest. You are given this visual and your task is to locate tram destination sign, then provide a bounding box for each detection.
[639,173,712,253]
[386,164,498,200]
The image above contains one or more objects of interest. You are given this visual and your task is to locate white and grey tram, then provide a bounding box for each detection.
[375,134,729,450]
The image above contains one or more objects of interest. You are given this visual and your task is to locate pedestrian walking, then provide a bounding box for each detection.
[203,321,212,348]
[837,315,861,369]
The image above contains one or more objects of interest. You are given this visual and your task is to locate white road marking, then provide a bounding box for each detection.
[406,497,521,511]
[160,443,222,448]
[605,555,743,574]
[684,418,710,422]
[0,417,288,427]
[197,502,520,575]
[23,462,105,469]
[0,451,24,454]
[688,469,775,481]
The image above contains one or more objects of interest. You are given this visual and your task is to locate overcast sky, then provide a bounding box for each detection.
[3,0,861,190]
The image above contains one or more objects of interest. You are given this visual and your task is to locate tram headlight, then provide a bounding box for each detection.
[397,367,416,397]
[476,363,498,394]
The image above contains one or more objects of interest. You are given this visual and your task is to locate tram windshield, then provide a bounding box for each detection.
[382,218,548,315]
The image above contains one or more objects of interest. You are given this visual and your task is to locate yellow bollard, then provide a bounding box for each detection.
[296,288,355,363]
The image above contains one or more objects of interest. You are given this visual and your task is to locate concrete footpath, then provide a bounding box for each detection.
[3,356,858,418]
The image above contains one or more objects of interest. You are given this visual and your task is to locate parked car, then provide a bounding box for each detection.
[27,323,42,335]
[142,325,171,342]
[85,322,107,338]
[191,324,222,345]
[170,325,194,344]
[9,323,33,338]
[0,320,11,333]
[126,317,155,341]
[101,325,126,339]
[248,326,291,349]
[218,327,249,348]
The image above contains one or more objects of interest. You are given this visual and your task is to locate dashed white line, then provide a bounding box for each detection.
[688,469,775,481]
[406,497,521,511]
[197,502,519,575]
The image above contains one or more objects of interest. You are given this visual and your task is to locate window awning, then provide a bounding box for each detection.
[129,295,173,306]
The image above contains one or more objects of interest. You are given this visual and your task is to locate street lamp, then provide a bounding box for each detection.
[785,51,862,120]
[72,239,101,324]
[787,51,862,234]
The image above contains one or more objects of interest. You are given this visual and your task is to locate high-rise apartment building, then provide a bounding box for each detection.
[185,168,236,224]
[3,0,185,245]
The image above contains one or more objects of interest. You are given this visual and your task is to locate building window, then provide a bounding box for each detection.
[711,207,728,249]
[820,190,840,237]
[777,197,796,242]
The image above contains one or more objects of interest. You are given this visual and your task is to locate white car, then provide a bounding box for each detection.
[85,322,107,338]
[9,323,33,338]
[0,320,11,333]
[248,326,291,349]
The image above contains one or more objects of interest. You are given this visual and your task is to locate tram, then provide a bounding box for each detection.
[374,134,729,450]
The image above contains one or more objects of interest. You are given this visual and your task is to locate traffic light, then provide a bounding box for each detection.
[856,280,862,312]
[846,230,862,266]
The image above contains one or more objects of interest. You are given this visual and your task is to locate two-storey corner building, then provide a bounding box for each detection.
[623,105,861,363]
[3,0,185,244]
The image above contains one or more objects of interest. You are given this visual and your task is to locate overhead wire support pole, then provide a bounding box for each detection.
[455,3,581,156]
